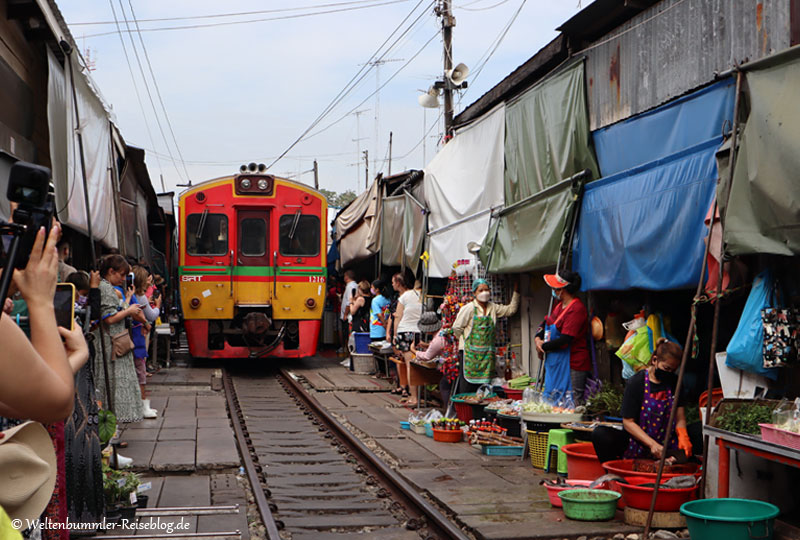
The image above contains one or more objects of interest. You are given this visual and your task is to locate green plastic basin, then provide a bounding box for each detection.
[680,498,780,540]
[558,489,620,521]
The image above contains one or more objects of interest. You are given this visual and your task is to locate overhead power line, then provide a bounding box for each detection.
[71,0,411,25]
[266,0,435,169]
[81,0,412,38]
[125,0,191,182]
[114,0,185,182]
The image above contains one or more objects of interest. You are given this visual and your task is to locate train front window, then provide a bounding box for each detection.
[240,218,266,256]
[186,213,228,255]
[279,214,320,257]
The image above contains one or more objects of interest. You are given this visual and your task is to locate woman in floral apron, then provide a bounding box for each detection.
[452,278,520,394]
[591,338,693,463]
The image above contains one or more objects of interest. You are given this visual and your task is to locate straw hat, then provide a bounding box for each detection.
[417,311,442,334]
[0,421,57,522]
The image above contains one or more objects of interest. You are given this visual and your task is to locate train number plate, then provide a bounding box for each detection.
[308,276,325,283]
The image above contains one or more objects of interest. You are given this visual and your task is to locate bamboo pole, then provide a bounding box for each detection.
[644,70,743,536]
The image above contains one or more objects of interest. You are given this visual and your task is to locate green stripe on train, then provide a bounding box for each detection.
[179,266,326,276]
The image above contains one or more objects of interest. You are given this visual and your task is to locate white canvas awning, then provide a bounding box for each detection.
[47,48,118,247]
[335,179,382,266]
[423,104,505,278]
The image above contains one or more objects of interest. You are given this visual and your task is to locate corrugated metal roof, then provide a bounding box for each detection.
[584,0,792,130]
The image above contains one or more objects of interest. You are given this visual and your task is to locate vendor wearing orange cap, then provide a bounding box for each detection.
[535,270,591,403]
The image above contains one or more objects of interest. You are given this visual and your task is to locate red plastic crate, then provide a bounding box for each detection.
[760,423,800,450]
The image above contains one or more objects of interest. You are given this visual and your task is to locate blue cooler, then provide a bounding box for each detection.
[351,332,371,354]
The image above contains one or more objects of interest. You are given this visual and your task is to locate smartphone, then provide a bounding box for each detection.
[126,272,135,290]
[54,283,75,331]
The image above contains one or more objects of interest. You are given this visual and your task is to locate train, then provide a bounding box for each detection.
[178,164,327,359]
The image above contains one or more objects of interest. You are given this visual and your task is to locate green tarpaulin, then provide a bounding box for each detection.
[481,60,598,273]
[381,196,404,266]
[721,47,800,256]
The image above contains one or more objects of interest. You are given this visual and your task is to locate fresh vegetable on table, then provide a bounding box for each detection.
[716,403,773,435]
[585,381,623,418]
[507,375,534,389]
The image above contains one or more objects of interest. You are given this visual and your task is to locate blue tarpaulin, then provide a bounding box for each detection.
[592,79,735,177]
[574,137,721,291]
[574,79,736,291]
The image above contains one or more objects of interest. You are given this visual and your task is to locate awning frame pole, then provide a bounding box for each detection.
[698,69,744,499]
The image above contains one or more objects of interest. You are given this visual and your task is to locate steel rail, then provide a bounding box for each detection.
[278,368,470,540]
[221,370,282,540]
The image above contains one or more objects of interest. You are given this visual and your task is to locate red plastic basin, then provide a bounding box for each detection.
[619,476,698,511]
[602,459,700,481]
[561,442,606,480]
[544,480,592,507]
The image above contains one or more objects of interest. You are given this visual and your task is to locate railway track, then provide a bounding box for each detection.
[223,367,469,540]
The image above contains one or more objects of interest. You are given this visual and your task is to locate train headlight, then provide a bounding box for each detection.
[258,179,268,190]
[240,179,251,189]
[190,297,201,309]
[305,298,316,309]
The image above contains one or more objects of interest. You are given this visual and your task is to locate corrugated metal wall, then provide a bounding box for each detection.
[585,0,791,130]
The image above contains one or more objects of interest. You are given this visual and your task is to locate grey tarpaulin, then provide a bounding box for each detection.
[380,187,426,273]
[335,179,382,266]
[721,46,800,256]
[481,60,598,272]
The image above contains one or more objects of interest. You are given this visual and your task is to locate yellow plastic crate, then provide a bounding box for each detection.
[526,430,549,469]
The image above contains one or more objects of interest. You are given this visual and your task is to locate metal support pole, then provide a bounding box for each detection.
[388,131,393,176]
[364,150,369,189]
[441,0,454,136]
[699,70,744,498]
[313,159,319,190]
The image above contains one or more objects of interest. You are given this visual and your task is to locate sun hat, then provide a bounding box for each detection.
[0,421,57,522]
[543,272,570,289]
[417,310,442,334]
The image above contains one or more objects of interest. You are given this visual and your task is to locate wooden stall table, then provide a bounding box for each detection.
[368,342,394,378]
[704,425,800,498]
[388,356,440,409]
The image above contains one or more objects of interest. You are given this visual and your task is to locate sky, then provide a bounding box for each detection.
[57,0,584,198]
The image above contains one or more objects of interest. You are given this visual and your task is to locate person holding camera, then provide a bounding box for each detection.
[93,255,144,427]
[0,224,88,422]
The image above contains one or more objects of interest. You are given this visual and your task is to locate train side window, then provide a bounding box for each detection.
[279,214,320,257]
[240,218,266,256]
[186,213,228,255]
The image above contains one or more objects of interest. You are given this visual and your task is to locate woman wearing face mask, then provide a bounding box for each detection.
[452,278,520,393]
[535,270,590,403]
[591,338,691,463]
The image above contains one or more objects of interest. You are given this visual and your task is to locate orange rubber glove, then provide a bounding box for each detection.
[676,427,692,458]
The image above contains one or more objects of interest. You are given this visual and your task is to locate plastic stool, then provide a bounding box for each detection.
[544,429,575,475]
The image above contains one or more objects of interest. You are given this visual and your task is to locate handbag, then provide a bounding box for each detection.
[762,308,798,368]
[110,329,134,358]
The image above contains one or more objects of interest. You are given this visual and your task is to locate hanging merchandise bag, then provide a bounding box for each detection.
[726,269,779,380]
[615,326,652,371]
[762,308,798,368]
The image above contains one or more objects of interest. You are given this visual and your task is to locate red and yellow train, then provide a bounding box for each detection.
[178,165,327,359]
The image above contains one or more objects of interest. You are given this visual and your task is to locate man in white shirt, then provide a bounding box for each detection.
[340,269,357,349]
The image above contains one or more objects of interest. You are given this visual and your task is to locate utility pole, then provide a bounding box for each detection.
[441,0,455,136]
[388,132,393,176]
[159,173,166,192]
[363,150,369,189]
[351,108,369,190]
[313,160,319,190]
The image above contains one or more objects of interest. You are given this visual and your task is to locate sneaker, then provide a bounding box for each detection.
[142,400,158,419]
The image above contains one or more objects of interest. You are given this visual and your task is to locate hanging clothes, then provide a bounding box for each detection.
[624,374,679,458]
[463,307,496,384]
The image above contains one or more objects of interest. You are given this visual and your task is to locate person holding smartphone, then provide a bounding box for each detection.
[94,255,145,431]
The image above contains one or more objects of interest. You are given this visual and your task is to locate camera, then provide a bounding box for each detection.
[2,161,55,270]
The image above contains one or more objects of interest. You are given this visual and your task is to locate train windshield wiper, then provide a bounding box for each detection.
[288,209,301,240]
[196,208,209,239]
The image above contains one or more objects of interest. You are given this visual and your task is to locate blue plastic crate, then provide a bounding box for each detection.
[481,445,525,456]
[400,421,410,430]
